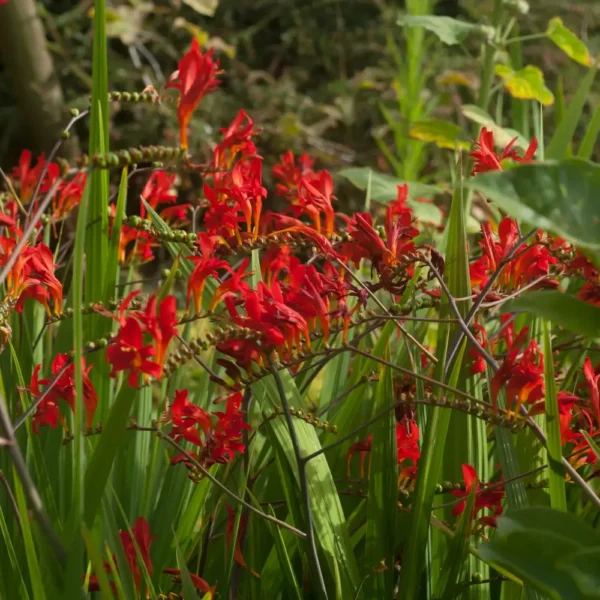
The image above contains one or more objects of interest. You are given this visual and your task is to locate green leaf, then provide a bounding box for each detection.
[182,0,219,17]
[505,292,600,339]
[105,168,128,302]
[495,64,554,106]
[546,66,596,160]
[84,382,138,527]
[175,540,201,600]
[469,160,600,259]
[547,17,591,67]
[266,505,303,600]
[480,507,600,599]
[409,119,469,150]
[12,468,46,600]
[433,483,476,599]
[397,15,494,46]
[339,168,444,225]
[363,358,397,597]
[578,103,600,160]
[542,320,567,511]
[461,104,530,150]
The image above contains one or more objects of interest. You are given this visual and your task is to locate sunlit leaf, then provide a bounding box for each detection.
[495,64,554,106]
[547,17,591,67]
[469,159,600,260]
[397,15,494,46]
[409,119,470,150]
[462,104,530,150]
[182,0,219,17]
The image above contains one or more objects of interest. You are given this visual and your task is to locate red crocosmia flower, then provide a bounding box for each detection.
[272,150,315,199]
[52,172,87,223]
[120,517,156,592]
[138,295,178,376]
[469,127,538,176]
[213,109,261,169]
[491,327,544,416]
[271,214,340,259]
[209,258,251,311]
[346,437,373,479]
[583,358,600,426]
[106,318,161,387]
[210,392,250,464]
[261,245,300,285]
[388,184,413,220]
[141,170,177,209]
[469,218,557,294]
[285,264,331,341]
[340,208,419,294]
[118,225,158,266]
[22,354,98,433]
[226,157,266,239]
[11,150,60,204]
[556,392,580,444]
[159,203,191,229]
[396,419,420,472]
[187,233,232,314]
[452,464,504,529]
[0,237,63,314]
[578,282,600,307]
[169,389,212,446]
[468,322,488,375]
[163,569,216,597]
[166,40,222,149]
[294,170,336,237]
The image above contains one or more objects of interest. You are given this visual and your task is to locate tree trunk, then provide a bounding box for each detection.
[0,0,77,157]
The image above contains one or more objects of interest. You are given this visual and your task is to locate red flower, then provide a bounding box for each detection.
[583,358,600,427]
[52,172,87,223]
[163,569,216,597]
[11,150,60,204]
[166,40,222,149]
[213,109,261,169]
[187,234,232,314]
[491,327,544,415]
[452,464,504,528]
[170,389,212,446]
[22,354,98,434]
[469,218,557,293]
[137,295,178,376]
[272,150,315,199]
[120,517,155,591]
[106,318,161,387]
[141,170,177,209]
[469,128,538,176]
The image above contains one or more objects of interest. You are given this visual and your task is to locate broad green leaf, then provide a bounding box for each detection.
[409,119,469,150]
[461,104,530,150]
[547,17,591,67]
[542,320,567,511]
[363,359,397,597]
[505,292,600,339]
[339,168,444,225]
[495,64,554,106]
[397,15,493,46]
[546,66,596,160]
[182,0,219,17]
[469,160,600,259]
[480,508,600,600]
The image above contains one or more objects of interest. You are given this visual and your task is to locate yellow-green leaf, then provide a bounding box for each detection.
[409,119,470,150]
[182,0,219,17]
[495,64,554,106]
[547,17,591,67]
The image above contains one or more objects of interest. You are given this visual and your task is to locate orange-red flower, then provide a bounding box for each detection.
[11,150,60,204]
[469,127,538,176]
[213,109,260,170]
[166,40,222,149]
[22,354,98,433]
[452,464,504,529]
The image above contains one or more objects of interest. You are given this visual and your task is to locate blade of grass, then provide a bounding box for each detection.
[104,168,128,302]
[577,103,600,160]
[84,382,138,527]
[546,66,596,160]
[542,320,567,511]
[363,355,397,598]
